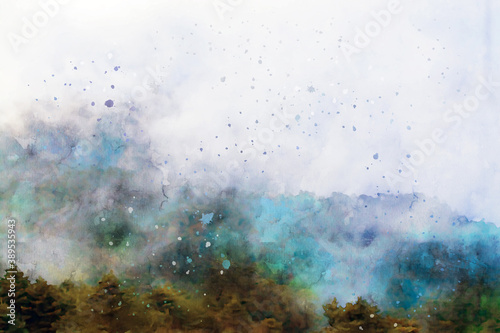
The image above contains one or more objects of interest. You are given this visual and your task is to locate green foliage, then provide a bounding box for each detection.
[2,267,500,332]
[0,269,31,332]
[201,261,317,332]
[321,297,420,333]
[0,269,71,332]
[415,281,500,332]
[22,277,74,332]
[54,271,153,333]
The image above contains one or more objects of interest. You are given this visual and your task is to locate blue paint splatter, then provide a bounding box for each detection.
[200,213,214,226]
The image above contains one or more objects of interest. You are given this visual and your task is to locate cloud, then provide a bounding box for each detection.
[0,0,499,225]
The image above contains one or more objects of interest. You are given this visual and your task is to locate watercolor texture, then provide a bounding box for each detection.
[0,1,499,332]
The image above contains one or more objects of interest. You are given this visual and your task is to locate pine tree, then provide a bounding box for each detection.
[254,318,283,333]
[214,294,253,332]
[22,277,73,332]
[0,268,31,332]
[87,271,130,332]
[322,297,420,332]
[54,271,138,333]
[136,283,190,330]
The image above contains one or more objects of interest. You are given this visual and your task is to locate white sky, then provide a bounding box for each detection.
[1,0,499,224]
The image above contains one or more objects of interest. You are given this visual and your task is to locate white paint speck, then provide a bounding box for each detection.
[109,241,113,246]
[172,261,176,266]
[206,242,211,247]
[128,207,133,214]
